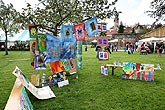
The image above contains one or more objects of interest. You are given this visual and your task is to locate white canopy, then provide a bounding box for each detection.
[108,39,118,43]
[139,37,161,42]
[91,39,97,43]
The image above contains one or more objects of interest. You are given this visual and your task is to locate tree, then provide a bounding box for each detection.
[0,0,20,55]
[19,0,118,36]
[118,21,124,33]
[146,0,165,23]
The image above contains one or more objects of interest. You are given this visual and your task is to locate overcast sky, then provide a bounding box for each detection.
[4,0,165,29]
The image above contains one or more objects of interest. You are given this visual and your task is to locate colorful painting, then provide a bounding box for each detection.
[97,37,103,46]
[62,59,71,72]
[102,24,107,32]
[122,62,154,81]
[30,39,37,54]
[46,33,62,62]
[101,65,108,76]
[98,24,102,31]
[38,33,46,52]
[31,73,40,87]
[98,51,109,60]
[74,23,85,41]
[85,16,98,37]
[20,86,33,110]
[34,52,46,70]
[69,58,77,74]
[50,60,65,74]
[29,25,37,38]
[97,37,108,46]
[5,78,33,110]
[102,37,108,46]
[13,66,56,99]
[61,25,74,42]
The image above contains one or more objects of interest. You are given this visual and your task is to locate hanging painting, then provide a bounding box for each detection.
[74,23,85,41]
[29,25,37,38]
[38,33,46,52]
[97,37,108,47]
[61,25,74,42]
[46,33,62,62]
[85,16,98,37]
[102,24,107,32]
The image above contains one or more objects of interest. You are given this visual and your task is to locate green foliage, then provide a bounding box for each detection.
[19,0,118,35]
[0,48,165,110]
[0,0,20,55]
[146,0,165,22]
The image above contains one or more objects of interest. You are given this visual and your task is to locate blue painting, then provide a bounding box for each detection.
[60,25,74,42]
[46,33,62,62]
[85,16,98,37]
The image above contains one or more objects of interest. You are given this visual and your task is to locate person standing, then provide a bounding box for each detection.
[96,45,102,58]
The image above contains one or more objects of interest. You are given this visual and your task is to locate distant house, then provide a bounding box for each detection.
[141,26,165,38]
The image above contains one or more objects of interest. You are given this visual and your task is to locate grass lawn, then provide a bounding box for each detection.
[0,47,165,110]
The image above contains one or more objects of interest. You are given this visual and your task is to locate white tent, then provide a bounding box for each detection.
[91,39,97,43]
[160,37,165,41]
[0,30,30,42]
[108,39,118,43]
[138,37,161,42]
[10,30,30,42]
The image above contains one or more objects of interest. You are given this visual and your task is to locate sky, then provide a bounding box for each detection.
[3,0,165,29]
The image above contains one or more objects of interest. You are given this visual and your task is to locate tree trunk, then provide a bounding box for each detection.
[5,31,8,55]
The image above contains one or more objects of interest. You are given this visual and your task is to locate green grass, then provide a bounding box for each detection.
[0,47,165,110]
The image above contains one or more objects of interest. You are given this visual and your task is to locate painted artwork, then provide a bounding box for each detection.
[74,23,85,41]
[61,25,74,42]
[20,86,33,110]
[31,73,40,87]
[102,37,108,46]
[85,16,98,37]
[34,52,46,70]
[77,41,82,69]
[62,59,71,72]
[60,41,77,59]
[5,78,33,110]
[97,37,103,46]
[97,37,108,46]
[69,58,77,74]
[122,62,154,81]
[30,39,37,54]
[13,66,56,99]
[98,24,102,31]
[101,65,108,76]
[46,33,62,62]
[102,24,107,32]
[38,33,46,52]
[50,60,65,74]
[98,51,109,60]
[29,25,37,38]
